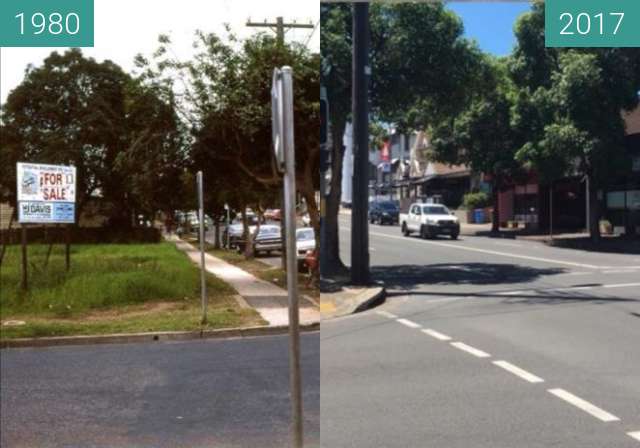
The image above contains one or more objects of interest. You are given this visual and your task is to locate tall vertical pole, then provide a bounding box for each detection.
[197,171,208,324]
[585,175,590,233]
[549,182,553,239]
[281,67,303,448]
[351,3,370,285]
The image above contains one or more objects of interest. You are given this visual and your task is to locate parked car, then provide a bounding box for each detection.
[369,201,400,225]
[253,225,282,255]
[264,209,282,221]
[223,222,256,249]
[400,203,460,239]
[296,227,316,269]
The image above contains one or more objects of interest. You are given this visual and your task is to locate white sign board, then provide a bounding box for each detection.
[271,68,285,172]
[17,162,77,223]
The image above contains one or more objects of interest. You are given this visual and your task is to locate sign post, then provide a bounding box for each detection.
[197,171,207,324]
[17,162,77,288]
[272,66,303,448]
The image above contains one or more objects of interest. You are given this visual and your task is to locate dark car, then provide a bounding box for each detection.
[369,201,400,225]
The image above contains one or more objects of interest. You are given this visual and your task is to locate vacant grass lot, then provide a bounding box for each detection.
[1,243,264,339]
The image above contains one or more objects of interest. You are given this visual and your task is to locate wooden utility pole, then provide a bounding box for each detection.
[246,17,314,46]
[246,16,314,271]
[351,3,371,285]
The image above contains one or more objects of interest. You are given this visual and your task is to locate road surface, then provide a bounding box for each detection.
[321,214,640,447]
[2,333,319,448]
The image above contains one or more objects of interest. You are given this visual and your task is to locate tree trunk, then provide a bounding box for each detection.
[589,185,601,242]
[0,207,16,266]
[214,220,221,249]
[300,175,320,283]
[322,121,348,277]
[491,181,500,234]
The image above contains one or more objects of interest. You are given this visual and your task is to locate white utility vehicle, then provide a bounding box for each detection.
[400,203,460,239]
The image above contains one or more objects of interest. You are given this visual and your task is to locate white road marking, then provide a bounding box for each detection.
[493,360,544,383]
[494,242,522,248]
[450,342,491,358]
[602,269,638,274]
[547,388,620,422]
[495,282,640,296]
[421,329,452,341]
[368,231,603,269]
[627,431,640,442]
[396,318,421,329]
[602,282,640,289]
[376,310,397,319]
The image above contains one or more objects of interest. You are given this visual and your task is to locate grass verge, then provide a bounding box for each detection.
[205,246,319,301]
[1,243,264,340]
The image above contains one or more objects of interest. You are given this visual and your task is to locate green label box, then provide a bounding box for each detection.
[0,0,94,47]
[546,0,640,47]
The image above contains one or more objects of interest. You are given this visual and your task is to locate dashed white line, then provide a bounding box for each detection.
[396,318,421,329]
[450,342,491,358]
[548,388,620,422]
[495,282,640,296]
[493,360,544,383]
[627,431,640,442]
[376,310,398,319]
[421,328,452,341]
[602,282,640,289]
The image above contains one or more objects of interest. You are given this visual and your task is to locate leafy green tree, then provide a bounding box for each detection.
[1,49,186,228]
[432,58,522,232]
[139,31,320,258]
[321,2,486,274]
[511,1,640,240]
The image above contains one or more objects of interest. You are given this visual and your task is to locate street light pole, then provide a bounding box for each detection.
[351,3,370,285]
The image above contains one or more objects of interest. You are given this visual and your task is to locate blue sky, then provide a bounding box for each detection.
[446,2,533,56]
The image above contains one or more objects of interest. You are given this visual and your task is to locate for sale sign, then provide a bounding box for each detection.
[17,162,76,223]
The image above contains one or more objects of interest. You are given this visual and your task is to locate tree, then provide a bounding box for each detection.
[321,2,486,274]
[510,1,640,241]
[139,31,320,259]
[0,49,186,228]
[431,57,523,232]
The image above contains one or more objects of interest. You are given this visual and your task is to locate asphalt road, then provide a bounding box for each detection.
[321,214,640,447]
[1,333,319,448]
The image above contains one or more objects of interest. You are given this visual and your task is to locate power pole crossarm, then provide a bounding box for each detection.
[246,16,314,46]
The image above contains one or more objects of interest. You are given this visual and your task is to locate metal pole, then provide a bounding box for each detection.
[351,3,370,285]
[226,205,230,248]
[549,182,553,240]
[197,171,207,324]
[585,175,590,233]
[281,66,303,448]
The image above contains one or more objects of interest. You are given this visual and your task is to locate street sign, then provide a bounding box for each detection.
[17,162,76,223]
[272,69,285,172]
[272,65,303,448]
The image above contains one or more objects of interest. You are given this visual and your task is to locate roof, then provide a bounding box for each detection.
[425,162,470,177]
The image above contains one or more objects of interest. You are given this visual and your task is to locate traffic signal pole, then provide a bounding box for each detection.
[351,3,371,285]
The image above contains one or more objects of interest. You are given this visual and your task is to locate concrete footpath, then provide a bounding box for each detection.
[173,238,319,326]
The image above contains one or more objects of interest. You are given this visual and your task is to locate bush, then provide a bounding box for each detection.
[462,192,490,210]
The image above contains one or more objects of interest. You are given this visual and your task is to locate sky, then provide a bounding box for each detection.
[0,0,319,104]
[446,1,533,56]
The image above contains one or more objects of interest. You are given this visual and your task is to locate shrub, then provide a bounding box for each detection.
[462,192,490,210]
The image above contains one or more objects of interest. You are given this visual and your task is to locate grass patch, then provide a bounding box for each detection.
[0,243,264,339]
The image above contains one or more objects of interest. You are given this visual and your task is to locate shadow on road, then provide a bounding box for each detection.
[373,263,566,290]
